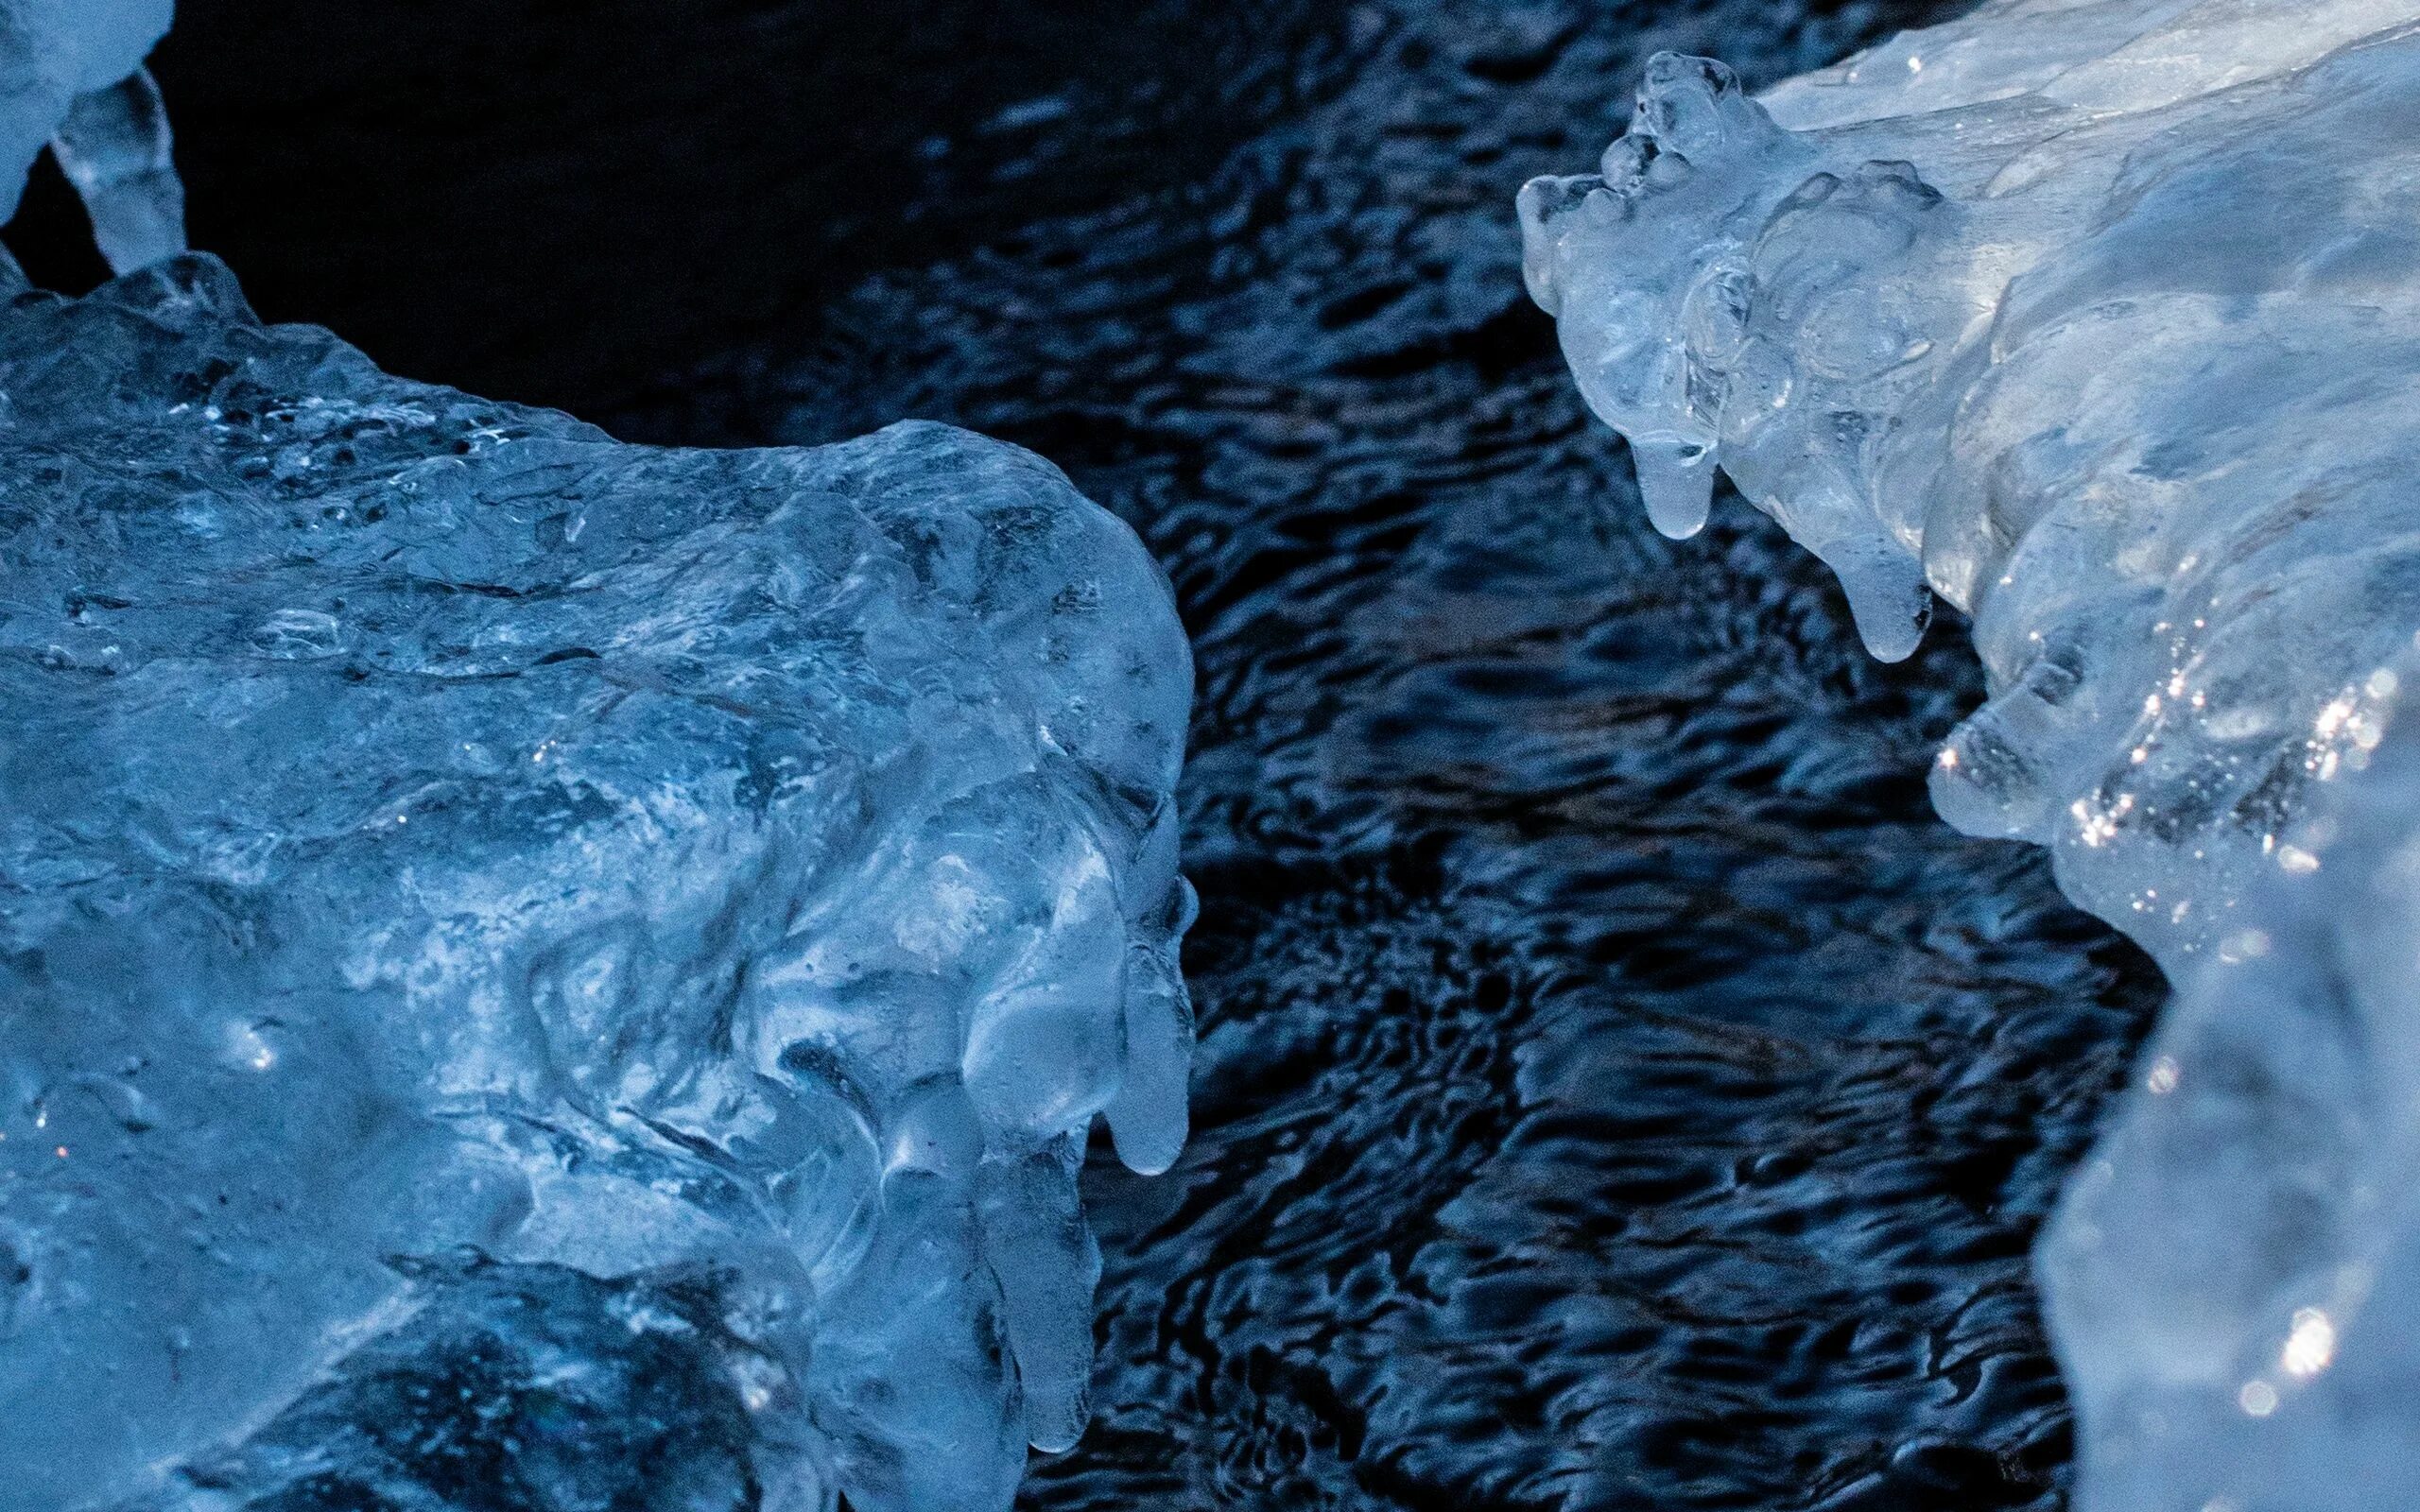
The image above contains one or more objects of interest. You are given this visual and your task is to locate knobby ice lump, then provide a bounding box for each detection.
[0,251,1194,1512]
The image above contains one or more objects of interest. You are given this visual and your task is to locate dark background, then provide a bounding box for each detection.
[9,3,2163,1508]
[22,0,1366,418]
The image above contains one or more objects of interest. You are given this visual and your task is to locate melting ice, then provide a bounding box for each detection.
[0,252,1194,1512]
[1522,0,2420,1505]
[1,0,183,272]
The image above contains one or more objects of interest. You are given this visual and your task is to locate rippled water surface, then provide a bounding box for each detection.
[18,2,2168,1507]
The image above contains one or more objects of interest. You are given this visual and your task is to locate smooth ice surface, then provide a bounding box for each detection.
[0,252,1193,1512]
[1524,2,2420,1507]
[0,0,182,267]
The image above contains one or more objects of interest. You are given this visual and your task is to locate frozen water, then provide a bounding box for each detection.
[2041,658,2420,1511]
[1526,0,2420,1505]
[0,253,1193,1512]
[0,0,182,268]
[51,66,184,274]
[1520,0,2420,968]
[0,0,170,205]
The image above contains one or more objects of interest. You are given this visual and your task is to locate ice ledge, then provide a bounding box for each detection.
[2043,656,2420,1511]
[1520,0,2420,968]
[1523,2,2420,1504]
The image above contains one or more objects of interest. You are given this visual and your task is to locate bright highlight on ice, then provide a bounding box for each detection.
[1523,1,2420,1505]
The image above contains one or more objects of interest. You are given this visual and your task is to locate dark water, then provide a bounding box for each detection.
[10,3,2165,1507]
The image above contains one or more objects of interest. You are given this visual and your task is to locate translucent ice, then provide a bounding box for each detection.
[50,64,183,273]
[1525,3,2420,1505]
[1520,0,2420,967]
[2042,660,2420,1511]
[0,0,182,269]
[0,253,1193,1512]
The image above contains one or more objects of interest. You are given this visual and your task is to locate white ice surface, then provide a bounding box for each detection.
[1523,3,2420,1504]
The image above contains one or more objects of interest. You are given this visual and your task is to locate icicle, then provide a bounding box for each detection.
[1631,436,1718,540]
[50,67,185,274]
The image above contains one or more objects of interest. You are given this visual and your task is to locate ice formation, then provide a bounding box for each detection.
[0,250,1194,1512]
[0,0,184,271]
[1522,1,2420,1505]
[2043,663,2420,1512]
[1519,0,2420,967]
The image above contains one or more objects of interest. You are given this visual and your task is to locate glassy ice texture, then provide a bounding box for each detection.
[1522,2,2420,1507]
[0,0,182,269]
[50,64,184,273]
[0,251,1194,1512]
[2043,661,2420,1512]
[1519,0,2420,967]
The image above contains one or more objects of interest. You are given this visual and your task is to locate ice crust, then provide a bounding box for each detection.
[0,252,1194,1512]
[0,0,183,269]
[1522,2,2420,1505]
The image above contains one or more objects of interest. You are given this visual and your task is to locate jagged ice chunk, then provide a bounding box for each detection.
[0,252,1194,1512]
[1523,3,2420,1507]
